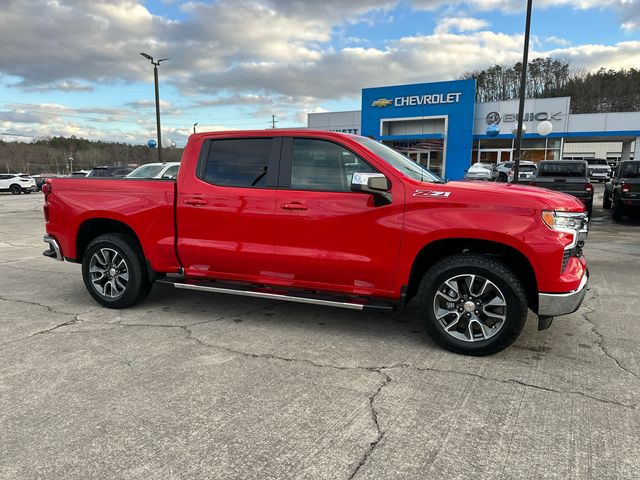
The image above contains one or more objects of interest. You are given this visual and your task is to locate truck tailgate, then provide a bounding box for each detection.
[533,178,587,196]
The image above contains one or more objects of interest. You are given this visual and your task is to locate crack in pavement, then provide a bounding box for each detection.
[3,308,637,479]
[582,311,639,381]
[32,316,84,336]
[4,301,635,411]
[384,363,635,410]
[0,240,35,248]
[176,326,636,410]
[0,295,77,316]
[347,370,391,480]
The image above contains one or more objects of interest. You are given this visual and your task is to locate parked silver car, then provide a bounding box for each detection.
[464,162,494,181]
[493,161,537,182]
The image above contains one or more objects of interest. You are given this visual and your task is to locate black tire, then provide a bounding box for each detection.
[602,194,611,209]
[417,254,528,356]
[585,200,593,218]
[9,184,21,195]
[498,173,507,183]
[82,233,152,309]
[611,195,624,221]
[24,189,32,194]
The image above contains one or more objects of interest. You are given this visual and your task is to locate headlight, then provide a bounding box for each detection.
[541,210,588,231]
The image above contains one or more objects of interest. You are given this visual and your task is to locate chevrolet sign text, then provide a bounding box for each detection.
[394,92,462,107]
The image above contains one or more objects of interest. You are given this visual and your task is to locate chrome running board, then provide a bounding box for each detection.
[157,278,395,311]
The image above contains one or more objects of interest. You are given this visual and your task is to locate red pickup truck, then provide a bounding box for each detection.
[42,130,589,355]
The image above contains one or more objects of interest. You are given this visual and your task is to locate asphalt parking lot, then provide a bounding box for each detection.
[1,186,639,479]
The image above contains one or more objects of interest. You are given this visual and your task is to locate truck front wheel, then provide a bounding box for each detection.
[81,233,152,309]
[417,254,528,356]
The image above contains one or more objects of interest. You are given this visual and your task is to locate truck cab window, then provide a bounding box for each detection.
[202,138,272,187]
[290,138,375,191]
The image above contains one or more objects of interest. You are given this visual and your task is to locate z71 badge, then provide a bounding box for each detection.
[413,190,451,198]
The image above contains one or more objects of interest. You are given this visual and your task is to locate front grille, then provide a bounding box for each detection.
[561,249,571,273]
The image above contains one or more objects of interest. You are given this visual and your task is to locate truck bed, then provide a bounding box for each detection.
[44,177,179,273]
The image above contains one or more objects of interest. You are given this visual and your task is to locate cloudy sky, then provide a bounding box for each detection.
[1,0,639,146]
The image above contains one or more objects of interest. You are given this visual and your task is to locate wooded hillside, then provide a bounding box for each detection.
[0,136,183,175]
[462,58,640,113]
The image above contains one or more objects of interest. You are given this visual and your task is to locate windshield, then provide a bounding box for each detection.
[619,162,640,178]
[353,137,444,183]
[538,162,586,177]
[127,164,165,178]
[586,159,608,165]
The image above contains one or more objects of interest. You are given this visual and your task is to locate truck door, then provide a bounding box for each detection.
[273,137,404,296]
[176,137,280,282]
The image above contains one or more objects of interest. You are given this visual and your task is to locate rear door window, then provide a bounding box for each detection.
[619,162,640,178]
[199,138,276,188]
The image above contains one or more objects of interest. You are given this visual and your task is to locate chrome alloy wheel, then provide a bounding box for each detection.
[433,274,507,342]
[89,248,129,299]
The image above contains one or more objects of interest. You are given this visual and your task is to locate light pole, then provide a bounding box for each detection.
[140,52,169,162]
[512,0,533,184]
[193,122,198,134]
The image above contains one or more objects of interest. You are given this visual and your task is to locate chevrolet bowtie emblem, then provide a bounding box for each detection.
[372,98,393,108]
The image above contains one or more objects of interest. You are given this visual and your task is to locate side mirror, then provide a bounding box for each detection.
[351,172,391,205]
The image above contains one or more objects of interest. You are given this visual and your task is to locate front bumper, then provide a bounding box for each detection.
[538,270,588,317]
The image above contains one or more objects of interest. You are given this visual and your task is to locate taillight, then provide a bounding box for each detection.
[585,183,593,192]
[42,181,51,222]
[42,181,52,197]
[622,182,630,193]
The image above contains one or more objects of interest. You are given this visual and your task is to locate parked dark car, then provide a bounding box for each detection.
[603,161,640,220]
[87,165,136,177]
[529,160,593,216]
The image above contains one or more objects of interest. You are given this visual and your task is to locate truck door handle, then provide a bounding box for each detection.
[185,196,208,206]
[280,202,308,211]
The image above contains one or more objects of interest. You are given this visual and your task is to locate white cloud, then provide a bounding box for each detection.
[434,17,490,34]
[544,36,571,46]
[1,0,639,142]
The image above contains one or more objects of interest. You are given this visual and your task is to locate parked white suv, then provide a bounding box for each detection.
[0,174,37,194]
[585,158,611,182]
[126,162,180,179]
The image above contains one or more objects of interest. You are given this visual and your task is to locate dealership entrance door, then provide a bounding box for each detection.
[478,149,512,165]
[386,140,445,177]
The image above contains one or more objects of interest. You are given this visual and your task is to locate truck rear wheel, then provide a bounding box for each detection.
[417,254,528,356]
[81,233,152,309]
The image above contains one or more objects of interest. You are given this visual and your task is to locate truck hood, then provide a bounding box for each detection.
[440,180,586,211]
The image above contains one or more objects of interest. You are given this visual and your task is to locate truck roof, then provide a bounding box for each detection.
[189,129,362,140]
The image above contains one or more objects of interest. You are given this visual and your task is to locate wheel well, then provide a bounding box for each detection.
[75,219,141,262]
[406,238,539,313]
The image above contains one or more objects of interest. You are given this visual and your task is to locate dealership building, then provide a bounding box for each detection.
[307,79,639,180]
